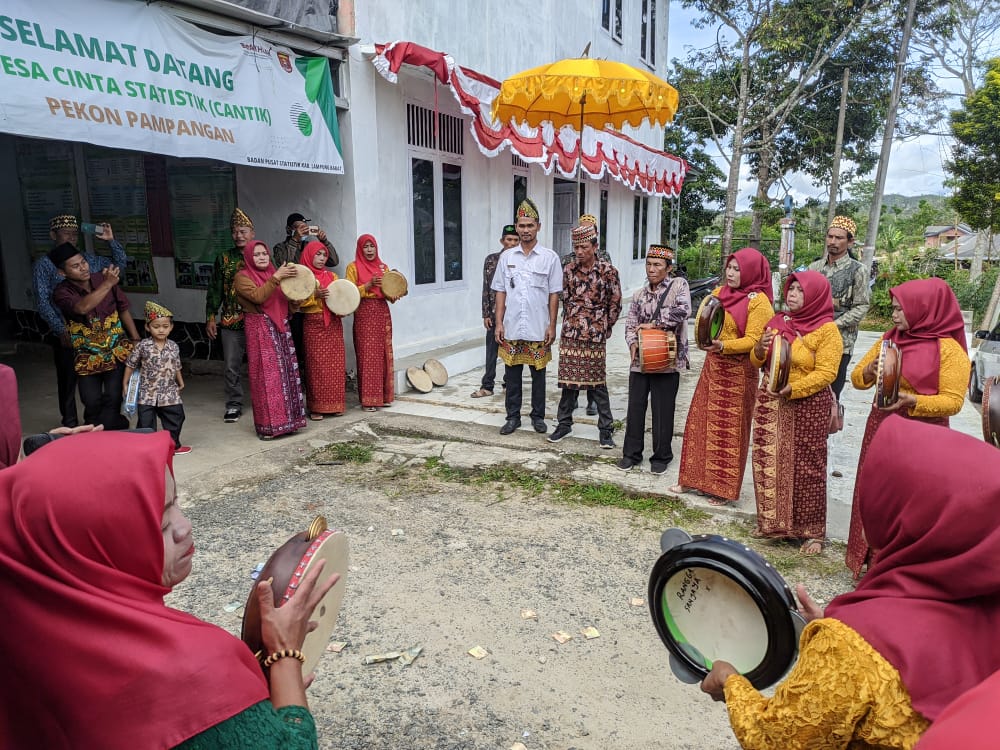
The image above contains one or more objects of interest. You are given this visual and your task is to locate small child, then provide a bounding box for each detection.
[123,301,189,455]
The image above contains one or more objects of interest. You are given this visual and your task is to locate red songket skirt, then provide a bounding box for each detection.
[302,312,346,414]
[751,385,833,540]
[677,353,759,501]
[353,298,394,408]
[244,313,306,438]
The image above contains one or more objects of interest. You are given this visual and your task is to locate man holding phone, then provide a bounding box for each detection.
[32,215,127,427]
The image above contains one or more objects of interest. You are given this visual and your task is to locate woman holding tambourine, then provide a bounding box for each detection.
[845,277,970,577]
[749,271,841,555]
[670,248,774,504]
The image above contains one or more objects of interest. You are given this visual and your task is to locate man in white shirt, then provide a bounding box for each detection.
[491,198,563,435]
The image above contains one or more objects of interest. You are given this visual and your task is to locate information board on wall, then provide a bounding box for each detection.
[16,140,79,259]
[168,160,237,289]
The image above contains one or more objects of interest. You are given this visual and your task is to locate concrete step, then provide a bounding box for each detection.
[392,336,487,394]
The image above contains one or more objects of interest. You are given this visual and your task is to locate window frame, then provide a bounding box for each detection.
[407,145,466,292]
[640,0,656,67]
[632,195,650,261]
[601,0,624,43]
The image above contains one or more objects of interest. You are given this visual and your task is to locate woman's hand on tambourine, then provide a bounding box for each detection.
[776,384,792,398]
[795,583,825,622]
[708,340,724,354]
[863,361,878,383]
[700,660,738,702]
[316,286,329,299]
[256,561,341,653]
[274,264,297,281]
[755,328,776,359]
[880,392,917,413]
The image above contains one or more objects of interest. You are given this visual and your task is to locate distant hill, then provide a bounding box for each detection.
[881,194,949,214]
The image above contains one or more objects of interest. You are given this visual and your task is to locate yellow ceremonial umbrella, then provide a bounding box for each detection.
[491,53,679,130]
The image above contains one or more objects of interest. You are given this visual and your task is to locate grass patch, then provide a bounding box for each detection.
[424,456,463,481]
[320,441,373,464]
[475,464,548,494]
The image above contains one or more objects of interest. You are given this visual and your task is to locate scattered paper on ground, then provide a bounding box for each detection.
[551,631,573,644]
[391,528,404,536]
[223,601,243,613]
[630,597,645,607]
[399,645,423,666]
[468,646,489,659]
[581,626,600,639]
[363,651,403,665]
[326,642,348,653]
[511,744,528,750]
[520,609,537,620]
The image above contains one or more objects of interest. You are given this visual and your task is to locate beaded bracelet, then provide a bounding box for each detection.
[262,648,306,668]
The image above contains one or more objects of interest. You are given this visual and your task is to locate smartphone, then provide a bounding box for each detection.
[308,225,319,235]
[80,222,100,235]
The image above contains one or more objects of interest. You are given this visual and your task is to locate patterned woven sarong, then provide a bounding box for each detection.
[556,338,606,389]
[677,353,758,501]
[353,298,394,407]
[499,339,551,369]
[245,313,306,438]
[303,312,346,414]
[751,385,833,539]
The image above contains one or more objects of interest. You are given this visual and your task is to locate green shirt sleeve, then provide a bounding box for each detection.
[174,700,317,750]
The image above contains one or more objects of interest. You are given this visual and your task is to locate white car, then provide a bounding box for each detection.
[969,322,1000,403]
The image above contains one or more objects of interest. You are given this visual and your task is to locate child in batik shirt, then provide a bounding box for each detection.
[124,301,189,455]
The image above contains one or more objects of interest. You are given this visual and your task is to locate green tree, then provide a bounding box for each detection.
[661,124,727,248]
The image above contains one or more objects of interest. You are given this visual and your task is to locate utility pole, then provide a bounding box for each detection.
[862,0,918,269]
[826,67,850,231]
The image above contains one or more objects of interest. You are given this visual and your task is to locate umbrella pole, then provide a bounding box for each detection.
[576,94,585,213]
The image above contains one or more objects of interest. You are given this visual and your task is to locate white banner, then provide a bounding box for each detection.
[0,0,344,173]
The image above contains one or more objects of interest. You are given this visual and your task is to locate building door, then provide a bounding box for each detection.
[552,179,578,260]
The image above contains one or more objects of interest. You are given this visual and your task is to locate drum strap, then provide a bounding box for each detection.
[650,281,675,325]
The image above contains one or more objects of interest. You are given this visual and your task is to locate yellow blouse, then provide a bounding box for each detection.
[750,322,843,399]
[718,292,776,355]
[724,619,929,750]
[850,337,970,419]
[300,272,339,315]
[346,261,388,299]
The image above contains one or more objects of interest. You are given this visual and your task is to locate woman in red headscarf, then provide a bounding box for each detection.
[297,241,346,419]
[845,277,970,577]
[346,234,406,411]
[749,271,842,554]
[0,431,339,750]
[234,241,307,439]
[671,248,774,503]
[701,418,1000,749]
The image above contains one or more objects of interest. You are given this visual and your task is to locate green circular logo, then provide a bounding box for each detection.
[297,111,313,136]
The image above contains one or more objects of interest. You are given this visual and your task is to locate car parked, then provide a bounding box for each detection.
[968,321,1000,403]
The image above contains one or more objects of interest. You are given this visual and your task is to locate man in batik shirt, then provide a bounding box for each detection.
[618,245,691,474]
[548,222,622,448]
[205,208,252,423]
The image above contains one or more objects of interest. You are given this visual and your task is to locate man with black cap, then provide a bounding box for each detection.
[51,243,139,430]
[32,215,127,427]
[272,212,339,370]
[471,224,521,398]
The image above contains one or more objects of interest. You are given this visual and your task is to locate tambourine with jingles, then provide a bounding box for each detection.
[874,340,902,409]
[766,335,791,394]
[241,517,348,675]
[648,528,806,690]
[325,278,361,316]
[637,328,677,374]
[694,295,725,350]
[983,375,1000,448]
[278,263,319,302]
[380,270,408,300]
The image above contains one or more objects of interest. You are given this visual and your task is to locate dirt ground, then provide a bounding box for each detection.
[167,427,853,750]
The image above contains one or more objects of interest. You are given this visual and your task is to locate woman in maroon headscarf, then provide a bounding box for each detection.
[671,248,774,503]
[0,431,339,749]
[845,277,970,577]
[297,240,346,419]
[234,241,307,439]
[346,234,405,411]
[701,418,1000,748]
[0,364,21,470]
[749,271,842,554]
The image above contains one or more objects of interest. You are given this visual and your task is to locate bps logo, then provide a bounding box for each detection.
[277,52,292,73]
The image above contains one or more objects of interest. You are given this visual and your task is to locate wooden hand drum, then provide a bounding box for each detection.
[638,328,677,374]
[875,340,902,409]
[325,278,361,316]
[694,296,725,350]
[278,264,318,302]
[766,336,791,394]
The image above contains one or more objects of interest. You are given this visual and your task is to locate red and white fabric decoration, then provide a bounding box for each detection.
[371,41,687,199]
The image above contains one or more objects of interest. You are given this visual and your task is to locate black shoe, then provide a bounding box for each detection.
[599,433,615,449]
[616,457,637,472]
[547,425,572,443]
[586,403,598,416]
[532,419,548,434]
[650,461,671,475]
[500,419,521,435]
[224,408,241,423]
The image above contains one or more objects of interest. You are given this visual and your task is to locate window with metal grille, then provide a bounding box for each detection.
[406,104,464,156]
[633,196,649,260]
[512,154,529,170]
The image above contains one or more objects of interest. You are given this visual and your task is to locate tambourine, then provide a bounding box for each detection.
[381,270,408,299]
[423,358,448,386]
[278,263,318,302]
[766,335,791,394]
[325,278,361,316]
[638,328,677,374]
[875,340,902,409]
[406,366,433,393]
[983,375,1000,448]
[694,295,725,350]
[241,516,348,676]
[648,528,806,690]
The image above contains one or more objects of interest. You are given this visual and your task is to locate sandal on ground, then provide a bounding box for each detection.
[309,413,325,421]
[799,538,825,555]
[470,389,493,398]
[668,484,685,494]
[707,496,738,507]
[363,406,377,412]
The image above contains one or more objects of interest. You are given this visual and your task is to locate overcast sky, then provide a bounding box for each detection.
[665,4,970,207]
